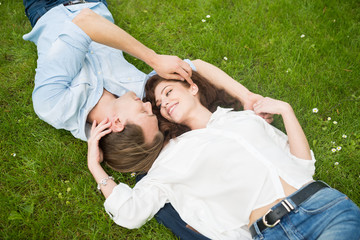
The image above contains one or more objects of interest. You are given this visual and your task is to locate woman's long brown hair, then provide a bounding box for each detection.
[144,71,242,144]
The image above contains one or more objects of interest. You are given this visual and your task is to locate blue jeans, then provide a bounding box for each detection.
[252,183,360,240]
[23,0,108,27]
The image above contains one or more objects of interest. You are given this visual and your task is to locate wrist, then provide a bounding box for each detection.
[280,102,294,117]
[143,50,158,68]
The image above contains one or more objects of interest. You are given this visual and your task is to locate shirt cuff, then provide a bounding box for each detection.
[289,150,316,173]
[58,20,92,53]
[104,183,133,220]
[146,58,197,79]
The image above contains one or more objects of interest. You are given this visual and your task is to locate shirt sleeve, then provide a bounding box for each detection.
[264,119,316,178]
[104,181,168,229]
[32,20,94,135]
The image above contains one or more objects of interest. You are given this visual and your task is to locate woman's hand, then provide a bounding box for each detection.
[253,97,292,117]
[87,119,112,170]
[244,93,274,123]
[254,97,312,160]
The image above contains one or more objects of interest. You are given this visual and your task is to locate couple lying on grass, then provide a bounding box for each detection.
[23,1,360,238]
[88,72,360,240]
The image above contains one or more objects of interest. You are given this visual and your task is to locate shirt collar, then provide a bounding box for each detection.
[207,107,233,126]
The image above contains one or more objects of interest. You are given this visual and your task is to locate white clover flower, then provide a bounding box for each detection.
[301,34,305,38]
[331,148,336,153]
[206,15,211,18]
[202,19,206,22]
[223,57,228,61]
[336,146,342,151]
[12,153,16,157]
[327,117,331,121]
[333,19,336,22]
[342,134,347,138]
[131,172,136,177]
[312,108,318,113]
[334,162,339,166]
[333,121,338,125]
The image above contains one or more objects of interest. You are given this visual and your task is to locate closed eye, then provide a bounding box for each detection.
[166,89,172,97]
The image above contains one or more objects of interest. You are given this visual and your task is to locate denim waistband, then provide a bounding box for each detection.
[24,0,108,27]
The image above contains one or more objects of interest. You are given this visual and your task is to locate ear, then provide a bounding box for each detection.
[111,116,125,132]
[190,83,199,96]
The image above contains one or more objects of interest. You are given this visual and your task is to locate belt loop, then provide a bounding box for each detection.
[252,221,264,239]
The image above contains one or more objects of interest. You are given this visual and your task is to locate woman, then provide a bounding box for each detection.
[88,72,360,239]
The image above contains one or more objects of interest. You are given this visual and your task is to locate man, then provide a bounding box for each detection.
[23,1,267,239]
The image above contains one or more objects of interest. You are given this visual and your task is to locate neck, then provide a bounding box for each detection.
[184,105,212,130]
[87,89,116,123]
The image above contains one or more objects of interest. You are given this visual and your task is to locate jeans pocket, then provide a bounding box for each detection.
[298,187,347,215]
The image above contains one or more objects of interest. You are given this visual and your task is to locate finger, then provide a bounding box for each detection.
[96,122,112,133]
[165,73,186,81]
[99,117,109,125]
[176,63,193,83]
[96,129,112,141]
[180,61,193,77]
[265,117,274,124]
[175,65,193,84]
[91,120,97,131]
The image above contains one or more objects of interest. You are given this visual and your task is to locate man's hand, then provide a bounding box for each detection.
[244,92,273,123]
[149,54,193,84]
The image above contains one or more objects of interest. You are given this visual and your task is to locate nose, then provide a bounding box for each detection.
[161,97,169,108]
[143,101,153,114]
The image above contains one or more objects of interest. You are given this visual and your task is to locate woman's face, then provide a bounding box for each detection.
[154,80,198,124]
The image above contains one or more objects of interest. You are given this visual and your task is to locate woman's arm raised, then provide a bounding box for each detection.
[87,119,117,198]
[253,97,312,160]
[192,59,273,123]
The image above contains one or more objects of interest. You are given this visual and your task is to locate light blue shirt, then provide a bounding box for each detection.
[23,2,194,141]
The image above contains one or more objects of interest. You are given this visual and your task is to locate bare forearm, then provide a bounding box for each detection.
[192,59,251,106]
[281,105,312,160]
[254,98,312,159]
[72,8,156,66]
[88,162,117,199]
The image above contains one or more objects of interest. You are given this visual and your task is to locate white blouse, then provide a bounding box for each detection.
[104,107,316,240]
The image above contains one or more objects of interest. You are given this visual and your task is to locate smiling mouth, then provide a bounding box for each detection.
[168,103,178,116]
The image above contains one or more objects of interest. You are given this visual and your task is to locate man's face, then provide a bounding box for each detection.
[114,92,159,144]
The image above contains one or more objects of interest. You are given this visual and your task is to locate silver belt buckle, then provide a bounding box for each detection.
[262,209,280,228]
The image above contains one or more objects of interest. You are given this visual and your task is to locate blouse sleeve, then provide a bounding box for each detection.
[264,120,316,179]
[104,181,168,229]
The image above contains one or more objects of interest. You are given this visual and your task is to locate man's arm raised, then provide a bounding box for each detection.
[72,8,192,83]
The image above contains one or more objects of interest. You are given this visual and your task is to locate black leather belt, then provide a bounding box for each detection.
[63,0,87,6]
[249,181,328,238]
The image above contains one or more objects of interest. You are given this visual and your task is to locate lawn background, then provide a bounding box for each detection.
[0,0,359,239]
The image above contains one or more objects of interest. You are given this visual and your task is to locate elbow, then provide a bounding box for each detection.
[72,8,96,25]
[112,215,147,230]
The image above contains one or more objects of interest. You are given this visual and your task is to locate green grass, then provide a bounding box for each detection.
[1,0,359,239]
